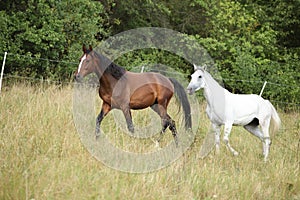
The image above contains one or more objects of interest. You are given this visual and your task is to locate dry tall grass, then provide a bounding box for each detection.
[0,83,299,199]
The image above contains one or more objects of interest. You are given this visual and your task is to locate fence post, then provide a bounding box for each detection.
[0,52,7,94]
[259,81,267,97]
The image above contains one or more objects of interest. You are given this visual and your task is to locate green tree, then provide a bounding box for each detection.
[0,0,110,80]
[1,0,299,106]
[191,0,299,107]
[104,0,171,34]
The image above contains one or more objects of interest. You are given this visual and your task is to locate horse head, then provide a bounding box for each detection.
[187,64,206,95]
[74,44,97,81]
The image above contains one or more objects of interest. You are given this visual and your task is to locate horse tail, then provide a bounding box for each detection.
[169,78,192,130]
[268,100,281,135]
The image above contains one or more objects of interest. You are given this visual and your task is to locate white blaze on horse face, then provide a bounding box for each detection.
[77,54,87,73]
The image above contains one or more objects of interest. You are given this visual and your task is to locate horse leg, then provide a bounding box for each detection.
[121,105,134,133]
[261,116,271,162]
[168,116,178,147]
[244,125,264,141]
[244,123,265,154]
[96,102,111,139]
[151,104,169,142]
[223,123,238,156]
[211,123,221,154]
[151,104,178,147]
[151,104,168,132]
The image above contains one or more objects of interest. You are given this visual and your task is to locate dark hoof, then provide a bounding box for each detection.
[128,126,135,134]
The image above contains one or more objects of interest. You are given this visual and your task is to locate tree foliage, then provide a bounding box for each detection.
[0,0,299,107]
[0,0,109,80]
[191,0,300,107]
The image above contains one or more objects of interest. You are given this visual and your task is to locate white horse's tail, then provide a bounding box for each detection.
[268,101,281,135]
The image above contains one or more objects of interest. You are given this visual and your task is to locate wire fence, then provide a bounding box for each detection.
[1,51,300,108]
[2,51,78,65]
[3,72,300,111]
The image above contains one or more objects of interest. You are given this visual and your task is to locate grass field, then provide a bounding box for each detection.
[0,83,299,199]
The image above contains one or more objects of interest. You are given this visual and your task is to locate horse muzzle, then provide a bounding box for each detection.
[186,87,194,95]
[74,72,83,82]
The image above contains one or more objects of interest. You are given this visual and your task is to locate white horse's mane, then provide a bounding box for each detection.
[203,70,225,91]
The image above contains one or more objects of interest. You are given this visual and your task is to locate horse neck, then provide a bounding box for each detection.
[97,67,116,91]
[95,53,126,80]
[203,72,227,108]
[92,53,127,96]
[93,54,113,82]
[89,55,103,79]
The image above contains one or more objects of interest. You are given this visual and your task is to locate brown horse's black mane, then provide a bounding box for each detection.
[93,51,126,80]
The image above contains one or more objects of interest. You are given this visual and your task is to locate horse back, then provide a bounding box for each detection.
[110,71,174,109]
[126,71,174,92]
[227,93,269,125]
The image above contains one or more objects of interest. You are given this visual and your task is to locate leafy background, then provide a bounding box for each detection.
[0,0,299,106]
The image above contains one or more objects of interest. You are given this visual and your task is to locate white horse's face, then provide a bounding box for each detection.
[187,69,206,95]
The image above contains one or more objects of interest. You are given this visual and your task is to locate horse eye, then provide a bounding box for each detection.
[198,75,202,79]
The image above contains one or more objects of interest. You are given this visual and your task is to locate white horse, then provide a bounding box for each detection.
[187,65,281,161]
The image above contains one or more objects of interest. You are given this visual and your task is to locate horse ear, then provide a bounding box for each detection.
[193,63,198,71]
[82,44,87,53]
[89,45,93,51]
[202,64,207,71]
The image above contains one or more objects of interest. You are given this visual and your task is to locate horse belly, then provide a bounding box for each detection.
[232,115,257,126]
[231,95,261,125]
[129,89,156,110]
[120,72,173,109]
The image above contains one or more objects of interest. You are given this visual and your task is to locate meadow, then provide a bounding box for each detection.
[0,83,299,200]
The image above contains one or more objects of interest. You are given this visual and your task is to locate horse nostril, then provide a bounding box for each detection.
[186,87,193,95]
[74,73,81,81]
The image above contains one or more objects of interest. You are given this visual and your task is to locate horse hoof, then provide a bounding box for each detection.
[233,151,239,156]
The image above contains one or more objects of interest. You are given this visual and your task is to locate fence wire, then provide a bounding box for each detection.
[1,51,299,108]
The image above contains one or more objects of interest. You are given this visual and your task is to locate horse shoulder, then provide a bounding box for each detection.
[99,91,111,105]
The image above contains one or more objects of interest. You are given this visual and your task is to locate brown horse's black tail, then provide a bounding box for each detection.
[169,78,192,130]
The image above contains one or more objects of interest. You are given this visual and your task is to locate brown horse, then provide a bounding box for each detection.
[74,45,191,146]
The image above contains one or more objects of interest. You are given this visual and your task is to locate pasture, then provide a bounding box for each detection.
[0,83,299,199]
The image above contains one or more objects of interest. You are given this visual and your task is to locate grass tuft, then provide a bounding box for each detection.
[0,83,299,199]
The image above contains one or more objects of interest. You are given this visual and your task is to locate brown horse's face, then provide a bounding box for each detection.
[74,45,96,81]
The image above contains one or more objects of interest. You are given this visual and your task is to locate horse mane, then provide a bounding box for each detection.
[203,70,229,98]
[204,70,224,90]
[94,51,126,80]
[105,62,126,80]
